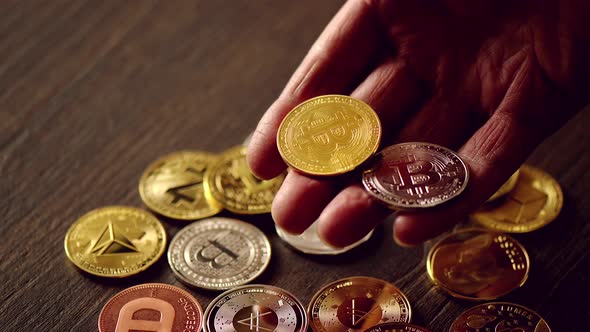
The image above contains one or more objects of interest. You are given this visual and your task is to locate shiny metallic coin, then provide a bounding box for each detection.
[277,95,382,176]
[427,228,529,301]
[168,217,271,290]
[364,322,431,332]
[449,302,551,332]
[64,206,166,278]
[139,150,222,220]
[276,222,374,255]
[98,283,203,332]
[486,169,520,203]
[204,146,285,214]
[309,276,411,332]
[471,165,563,233]
[362,142,469,210]
[203,284,308,332]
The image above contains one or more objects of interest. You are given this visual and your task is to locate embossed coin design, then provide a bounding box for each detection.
[168,217,271,290]
[203,284,308,332]
[98,283,203,332]
[449,302,551,332]
[363,322,431,332]
[309,276,411,332]
[471,165,563,233]
[486,169,520,202]
[362,142,469,209]
[277,95,382,176]
[204,146,285,214]
[139,150,222,220]
[64,206,166,277]
[427,228,529,301]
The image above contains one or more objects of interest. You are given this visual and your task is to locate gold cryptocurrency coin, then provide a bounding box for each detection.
[471,165,563,233]
[487,169,520,202]
[450,302,551,331]
[309,276,411,332]
[427,228,529,301]
[204,146,284,214]
[139,150,222,220]
[364,322,431,332]
[277,95,382,176]
[64,206,166,277]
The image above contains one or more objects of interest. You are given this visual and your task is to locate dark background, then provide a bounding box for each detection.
[0,1,588,331]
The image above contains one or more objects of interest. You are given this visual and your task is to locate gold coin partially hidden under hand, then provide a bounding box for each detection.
[204,146,284,214]
[64,206,166,278]
[486,169,520,203]
[471,165,563,233]
[139,150,222,220]
[277,95,382,176]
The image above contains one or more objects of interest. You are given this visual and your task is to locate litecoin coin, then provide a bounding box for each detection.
[64,206,166,277]
[276,222,374,255]
[168,217,271,290]
[364,322,431,332]
[427,228,529,301]
[204,146,285,214]
[277,95,382,176]
[450,302,551,332]
[362,142,468,210]
[203,284,308,332]
[486,169,520,202]
[471,165,563,233]
[98,283,203,332]
[309,276,411,332]
[139,150,222,220]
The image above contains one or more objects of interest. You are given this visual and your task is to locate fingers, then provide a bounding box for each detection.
[248,0,383,179]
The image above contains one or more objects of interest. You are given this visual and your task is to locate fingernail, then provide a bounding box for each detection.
[393,232,417,248]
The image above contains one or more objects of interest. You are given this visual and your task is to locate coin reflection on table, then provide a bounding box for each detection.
[449,302,551,332]
[427,228,529,301]
[363,322,431,332]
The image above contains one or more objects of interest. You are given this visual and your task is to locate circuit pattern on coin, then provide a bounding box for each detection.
[205,146,285,214]
[309,277,411,332]
[471,165,563,233]
[98,283,203,332]
[449,302,551,332]
[64,206,166,277]
[427,228,529,301]
[168,217,271,290]
[363,322,431,332]
[204,284,308,332]
[139,150,222,220]
[277,95,382,176]
[362,142,468,209]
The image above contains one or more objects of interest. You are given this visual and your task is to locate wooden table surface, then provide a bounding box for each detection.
[1,1,588,331]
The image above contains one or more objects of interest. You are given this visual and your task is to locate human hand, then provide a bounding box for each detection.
[247,0,589,247]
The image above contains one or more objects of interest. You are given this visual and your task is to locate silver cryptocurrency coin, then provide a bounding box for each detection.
[362,142,469,210]
[203,284,308,332]
[168,217,271,290]
[275,222,374,255]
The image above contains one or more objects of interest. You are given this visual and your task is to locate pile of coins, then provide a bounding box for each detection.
[63,94,561,331]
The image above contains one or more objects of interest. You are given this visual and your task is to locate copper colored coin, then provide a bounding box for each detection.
[98,283,203,332]
[364,322,431,332]
[362,142,468,210]
[450,302,551,332]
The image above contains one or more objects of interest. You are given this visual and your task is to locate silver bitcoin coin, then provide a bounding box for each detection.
[203,284,308,332]
[167,217,271,290]
[362,142,469,210]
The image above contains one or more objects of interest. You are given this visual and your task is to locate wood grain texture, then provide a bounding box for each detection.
[0,1,588,331]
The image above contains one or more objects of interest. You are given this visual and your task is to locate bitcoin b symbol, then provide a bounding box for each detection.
[384,155,442,196]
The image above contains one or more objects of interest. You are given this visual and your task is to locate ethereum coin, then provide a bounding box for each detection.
[139,150,222,220]
[275,222,374,255]
[204,145,285,214]
[308,276,411,332]
[486,169,520,202]
[471,165,563,233]
[277,95,382,176]
[168,217,271,290]
[98,283,203,332]
[362,142,469,210]
[203,284,308,332]
[427,228,529,301]
[64,206,166,277]
[449,302,551,332]
[363,322,431,332]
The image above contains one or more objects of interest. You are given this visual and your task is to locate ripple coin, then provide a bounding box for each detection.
[449,302,551,332]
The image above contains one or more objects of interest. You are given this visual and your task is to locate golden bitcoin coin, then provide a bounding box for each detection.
[471,165,563,233]
[139,151,222,220]
[277,95,382,176]
[204,146,285,214]
[486,169,520,202]
[64,206,166,277]
[427,228,529,301]
[450,302,551,331]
